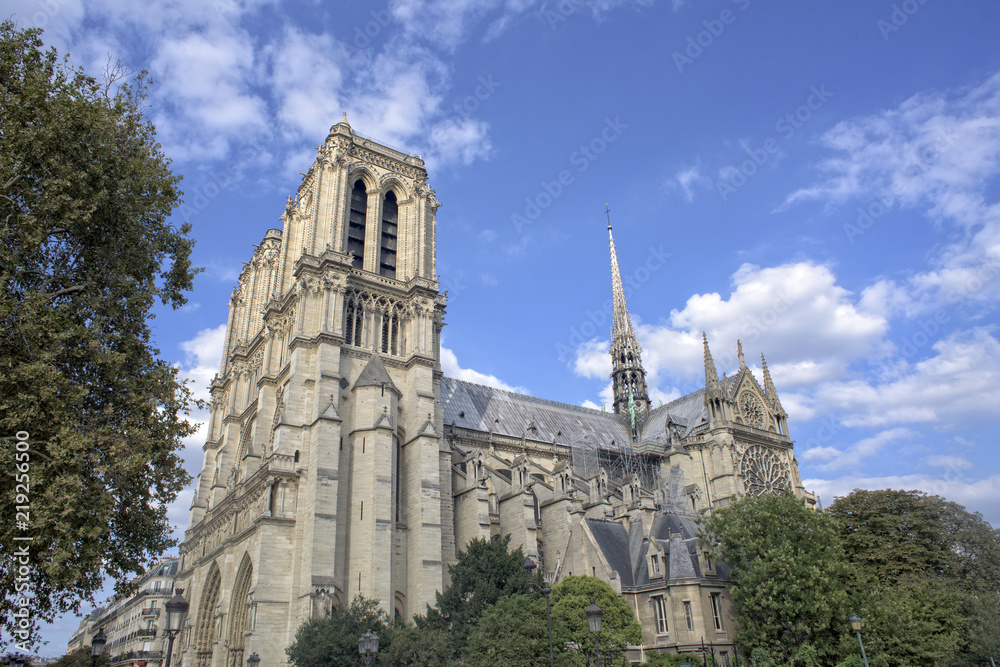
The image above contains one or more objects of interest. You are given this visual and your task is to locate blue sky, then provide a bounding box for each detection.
[10,0,1000,654]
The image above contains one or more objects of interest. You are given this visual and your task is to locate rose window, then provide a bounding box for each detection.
[740,445,790,497]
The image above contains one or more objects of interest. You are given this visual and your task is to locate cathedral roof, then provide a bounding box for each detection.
[638,390,709,445]
[441,377,632,452]
[585,511,727,589]
[353,353,400,394]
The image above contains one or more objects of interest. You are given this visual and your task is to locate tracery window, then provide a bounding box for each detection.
[738,390,766,428]
[740,445,790,497]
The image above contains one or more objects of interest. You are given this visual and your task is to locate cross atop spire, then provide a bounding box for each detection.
[606,209,650,430]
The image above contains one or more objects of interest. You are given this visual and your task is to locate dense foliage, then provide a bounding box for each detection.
[464,594,551,667]
[828,489,1000,666]
[550,575,643,667]
[703,491,852,666]
[49,649,109,667]
[0,21,199,647]
[422,535,531,652]
[286,596,390,667]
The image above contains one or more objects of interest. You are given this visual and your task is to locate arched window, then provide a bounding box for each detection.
[348,180,367,269]
[379,191,398,278]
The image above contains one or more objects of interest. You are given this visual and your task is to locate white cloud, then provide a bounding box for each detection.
[924,454,972,470]
[441,346,528,393]
[571,262,889,386]
[669,164,710,202]
[809,327,1000,427]
[268,28,346,140]
[805,473,1000,527]
[179,324,227,404]
[782,70,1000,314]
[804,427,914,472]
[151,27,268,159]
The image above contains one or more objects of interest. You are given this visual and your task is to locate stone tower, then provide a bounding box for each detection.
[175,116,450,667]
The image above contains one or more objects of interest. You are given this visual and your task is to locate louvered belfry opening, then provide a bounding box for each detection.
[380,190,398,278]
[348,179,367,269]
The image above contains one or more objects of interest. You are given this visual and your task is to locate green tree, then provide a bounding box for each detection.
[48,649,110,667]
[464,594,551,667]
[703,491,851,666]
[828,489,1000,666]
[423,535,531,652]
[0,22,199,647]
[287,596,390,667]
[550,575,642,667]
[378,620,455,667]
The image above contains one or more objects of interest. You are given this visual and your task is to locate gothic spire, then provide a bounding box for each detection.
[761,353,785,414]
[606,206,650,426]
[703,332,719,389]
[703,333,726,420]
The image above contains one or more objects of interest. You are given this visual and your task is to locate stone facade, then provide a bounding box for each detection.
[174,118,813,667]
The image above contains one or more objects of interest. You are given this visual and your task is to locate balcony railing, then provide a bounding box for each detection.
[140,607,160,617]
[112,651,164,664]
[135,629,157,638]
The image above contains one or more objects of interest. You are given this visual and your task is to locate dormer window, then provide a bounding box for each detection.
[650,554,661,575]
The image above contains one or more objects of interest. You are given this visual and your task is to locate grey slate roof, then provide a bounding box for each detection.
[639,390,708,445]
[441,376,633,452]
[586,510,727,588]
[353,353,400,394]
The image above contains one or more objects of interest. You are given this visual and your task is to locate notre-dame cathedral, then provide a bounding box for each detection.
[174,116,814,666]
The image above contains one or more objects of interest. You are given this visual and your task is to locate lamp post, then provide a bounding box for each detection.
[246,653,260,667]
[164,589,189,667]
[522,557,555,667]
[91,628,107,667]
[358,630,379,666]
[586,602,603,667]
[849,615,870,667]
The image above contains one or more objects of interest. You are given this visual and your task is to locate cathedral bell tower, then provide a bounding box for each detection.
[607,212,651,436]
[177,114,451,667]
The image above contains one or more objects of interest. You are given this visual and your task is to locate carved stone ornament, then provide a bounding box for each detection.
[739,445,790,497]
[738,390,766,428]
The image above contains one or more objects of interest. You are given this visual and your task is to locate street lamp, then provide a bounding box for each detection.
[164,589,189,667]
[522,557,555,667]
[246,652,260,667]
[586,602,602,667]
[849,615,870,667]
[358,630,379,666]
[91,628,107,667]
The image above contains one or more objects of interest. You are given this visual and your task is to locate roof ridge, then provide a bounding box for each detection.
[443,375,628,421]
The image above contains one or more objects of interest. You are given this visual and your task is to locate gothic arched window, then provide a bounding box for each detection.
[380,191,398,278]
[348,180,367,269]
